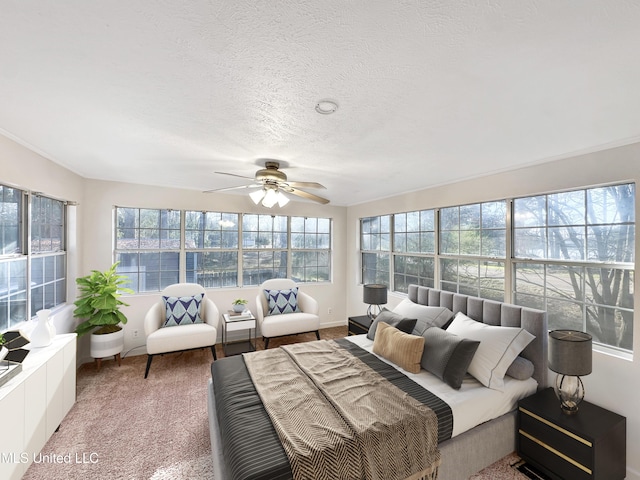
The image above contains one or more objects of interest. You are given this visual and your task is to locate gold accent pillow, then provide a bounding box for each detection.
[372,322,425,374]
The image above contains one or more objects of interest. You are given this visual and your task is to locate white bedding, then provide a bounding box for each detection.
[346,334,537,438]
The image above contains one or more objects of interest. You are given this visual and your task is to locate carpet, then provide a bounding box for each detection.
[23,327,347,480]
[23,326,541,480]
[23,347,216,480]
[470,452,553,480]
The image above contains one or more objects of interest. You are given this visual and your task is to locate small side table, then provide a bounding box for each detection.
[348,315,372,336]
[222,312,256,356]
[517,387,626,480]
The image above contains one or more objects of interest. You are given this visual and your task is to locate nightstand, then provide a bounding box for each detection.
[348,315,372,335]
[517,388,626,480]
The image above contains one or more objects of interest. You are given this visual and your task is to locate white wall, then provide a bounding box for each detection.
[346,141,640,480]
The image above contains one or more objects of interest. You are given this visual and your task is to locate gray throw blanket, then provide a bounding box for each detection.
[243,340,440,480]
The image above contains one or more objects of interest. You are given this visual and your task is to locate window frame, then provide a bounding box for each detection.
[0,187,68,331]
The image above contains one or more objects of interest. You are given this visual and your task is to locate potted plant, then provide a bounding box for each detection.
[232,298,248,313]
[73,262,134,361]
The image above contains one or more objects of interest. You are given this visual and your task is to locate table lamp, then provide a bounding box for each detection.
[363,284,387,319]
[548,329,592,414]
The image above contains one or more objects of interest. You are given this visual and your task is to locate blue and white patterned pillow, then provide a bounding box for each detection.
[163,293,204,327]
[264,287,301,316]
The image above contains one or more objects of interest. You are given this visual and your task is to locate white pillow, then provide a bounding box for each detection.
[446,312,535,390]
[392,298,453,335]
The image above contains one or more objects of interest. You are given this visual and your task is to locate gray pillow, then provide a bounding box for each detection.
[392,299,454,336]
[367,308,417,340]
[505,356,535,380]
[421,327,480,389]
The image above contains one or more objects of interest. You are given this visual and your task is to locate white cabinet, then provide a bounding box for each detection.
[0,334,77,480]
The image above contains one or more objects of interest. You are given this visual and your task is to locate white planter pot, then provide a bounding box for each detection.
[90,328,125,359]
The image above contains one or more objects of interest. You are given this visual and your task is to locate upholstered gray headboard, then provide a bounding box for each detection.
[407,285,548,389]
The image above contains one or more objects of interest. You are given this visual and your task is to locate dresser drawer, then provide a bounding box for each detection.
[519,406,593,471]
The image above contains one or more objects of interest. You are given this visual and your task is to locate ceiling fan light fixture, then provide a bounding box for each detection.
[276,191,290,207]
[249,189,265,205]
[315,99,338,115]
[261,188,279,208]
[210,160,329,205]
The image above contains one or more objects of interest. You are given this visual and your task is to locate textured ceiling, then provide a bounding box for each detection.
[1,1,639,206]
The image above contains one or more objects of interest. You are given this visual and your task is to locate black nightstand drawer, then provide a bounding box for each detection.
[348,315,372,335]
[519,432,592,480]
[519,406,593,470]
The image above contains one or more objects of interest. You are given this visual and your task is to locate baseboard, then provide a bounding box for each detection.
[320,319,347,329]
[627,466,640,480]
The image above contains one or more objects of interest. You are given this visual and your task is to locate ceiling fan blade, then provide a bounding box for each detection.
[287,187,330,205]
[214,171,256,180]
[286,181,326,190]
[203,184,260,193]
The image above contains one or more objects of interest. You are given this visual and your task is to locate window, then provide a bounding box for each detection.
[291,216,331,282]
[360,183,635,355]
[513,184,635,351]
[0,186,22,256]
[115,207,180,292]
[185,211,239,287]
[242,214,288,285]
[30,195,66,313]
[439,201,506,300]
[0,185,26,330]
[114,209,332,292]
[393,210,435,293]
[0,186,67,331]
[361,215,390,286]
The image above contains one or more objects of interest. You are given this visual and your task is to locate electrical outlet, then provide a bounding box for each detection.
[328,307,333,315]
[132,329,139,338]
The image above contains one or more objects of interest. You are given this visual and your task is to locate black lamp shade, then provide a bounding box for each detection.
[549,329,592,376]
[363,284,387,305]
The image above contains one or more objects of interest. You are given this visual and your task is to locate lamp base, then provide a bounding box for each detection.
[367,304,382,320]
[554,374,585,415]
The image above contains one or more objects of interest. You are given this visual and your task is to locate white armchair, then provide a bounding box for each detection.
[256,279,320,349]
[144,283,219,378]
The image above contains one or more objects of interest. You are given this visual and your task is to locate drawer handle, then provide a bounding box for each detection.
[519,407,592,447]
[520,430,592,475]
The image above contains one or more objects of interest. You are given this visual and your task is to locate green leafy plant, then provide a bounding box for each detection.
[0,333,5,347]
[73,262,134,337]
[232,298,248,306]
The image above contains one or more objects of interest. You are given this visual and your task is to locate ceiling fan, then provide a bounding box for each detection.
[204,161,330,206]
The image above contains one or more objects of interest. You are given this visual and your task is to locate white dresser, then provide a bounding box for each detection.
[0,333,77,480]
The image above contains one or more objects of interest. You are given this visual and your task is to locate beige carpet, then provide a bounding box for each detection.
[23,326,530,480]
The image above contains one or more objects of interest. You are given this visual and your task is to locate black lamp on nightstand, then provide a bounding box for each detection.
[363,284,387,319]
[548,329,592,415]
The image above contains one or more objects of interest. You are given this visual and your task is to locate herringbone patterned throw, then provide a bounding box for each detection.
[244,340,441,480]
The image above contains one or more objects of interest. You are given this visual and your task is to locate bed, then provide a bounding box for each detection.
[207,285,548,480]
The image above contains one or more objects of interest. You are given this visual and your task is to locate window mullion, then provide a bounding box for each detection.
[504,199,514,304]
